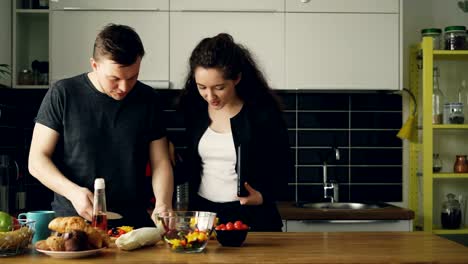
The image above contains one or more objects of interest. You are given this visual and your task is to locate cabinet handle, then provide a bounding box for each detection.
[60,7,161,11]
[180,9,278,13]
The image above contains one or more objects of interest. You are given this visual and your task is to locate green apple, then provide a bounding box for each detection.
[0,211,12,232]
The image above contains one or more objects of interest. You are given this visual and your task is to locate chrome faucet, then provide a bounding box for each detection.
[323,147,340,203]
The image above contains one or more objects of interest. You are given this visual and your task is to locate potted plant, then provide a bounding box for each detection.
[0,64,11,89]
[0,64,10,79]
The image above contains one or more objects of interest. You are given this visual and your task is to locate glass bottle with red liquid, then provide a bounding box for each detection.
[92,178,108,231]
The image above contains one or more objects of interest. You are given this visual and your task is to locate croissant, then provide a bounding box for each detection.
[48,217,87,232]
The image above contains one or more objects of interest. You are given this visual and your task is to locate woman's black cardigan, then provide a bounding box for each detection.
[175,102,293,230]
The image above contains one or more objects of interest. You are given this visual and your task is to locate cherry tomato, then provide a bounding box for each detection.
[241,224,249,230]
[234,220,244,230]
[225,222,234,230]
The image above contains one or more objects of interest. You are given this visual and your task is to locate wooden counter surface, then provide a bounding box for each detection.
[278,202,415,220]
[7,232,467,263]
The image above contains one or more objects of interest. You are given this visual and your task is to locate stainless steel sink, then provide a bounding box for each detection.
[297,202,391,210]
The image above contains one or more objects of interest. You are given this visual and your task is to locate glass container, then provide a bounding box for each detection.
[421,28,442,50]
[432,67,445,124]
[444,103,464,124]
[433,153,442,173]
[444,26,467,50]
[92,178,108,231]
[441,193,462,229]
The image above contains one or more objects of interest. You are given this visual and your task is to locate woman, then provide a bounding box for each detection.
[176,33,292,231]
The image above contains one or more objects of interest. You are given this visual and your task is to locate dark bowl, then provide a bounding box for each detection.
[215,229,248,247]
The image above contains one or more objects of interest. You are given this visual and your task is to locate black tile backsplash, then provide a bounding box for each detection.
[0,88,403,214]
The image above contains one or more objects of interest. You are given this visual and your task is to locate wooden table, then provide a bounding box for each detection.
[7,232,468,263]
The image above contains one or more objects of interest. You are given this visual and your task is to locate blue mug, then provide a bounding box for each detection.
[18,210,55,243]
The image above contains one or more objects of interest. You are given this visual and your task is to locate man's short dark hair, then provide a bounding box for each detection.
[93,24,145,66]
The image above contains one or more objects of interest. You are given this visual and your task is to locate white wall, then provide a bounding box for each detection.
[0,0,12,87]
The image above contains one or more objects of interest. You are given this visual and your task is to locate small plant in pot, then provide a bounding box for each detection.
[0,64,10,79]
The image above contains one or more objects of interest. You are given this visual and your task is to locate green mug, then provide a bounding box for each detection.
[18,210,55,243]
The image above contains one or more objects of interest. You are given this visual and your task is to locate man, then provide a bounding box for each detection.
[28,24,173,227]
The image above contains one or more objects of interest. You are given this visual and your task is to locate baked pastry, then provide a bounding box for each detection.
[46,236,65,251]
[36,216,110,251]
[48,216,87,232]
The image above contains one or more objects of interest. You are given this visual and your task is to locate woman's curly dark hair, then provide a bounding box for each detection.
[179,33,281,113]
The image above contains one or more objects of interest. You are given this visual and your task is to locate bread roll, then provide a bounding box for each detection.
[35,240,49,251]
[46,236,65,251]
[48,217,87,233]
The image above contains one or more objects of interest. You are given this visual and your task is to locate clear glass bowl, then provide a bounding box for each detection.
[0,219,35,257]
[157,211,216,253]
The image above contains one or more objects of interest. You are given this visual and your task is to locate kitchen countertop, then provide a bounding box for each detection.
[278,202,415,220]
[8,232,468,263]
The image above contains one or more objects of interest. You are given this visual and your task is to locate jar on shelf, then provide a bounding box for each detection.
[443,102,464,124]
[433,153,442,173]
[441,193,462,229]
[17,69,34,85]
[421,28,442,50]
[453,155,468,173]
[444,25,467,50]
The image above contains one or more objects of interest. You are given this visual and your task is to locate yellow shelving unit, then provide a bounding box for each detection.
[414,37,468,234]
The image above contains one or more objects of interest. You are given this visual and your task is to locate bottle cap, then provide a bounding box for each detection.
[94,178,105,189]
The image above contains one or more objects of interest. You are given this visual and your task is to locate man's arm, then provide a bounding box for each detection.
[28,123,94,220]
[149,137,173,223]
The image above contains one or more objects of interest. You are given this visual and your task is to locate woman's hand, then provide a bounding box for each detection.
[238,182,263,206]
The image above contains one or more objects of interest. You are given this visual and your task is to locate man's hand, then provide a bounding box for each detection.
[151,205,172,225]
[68,187,94,221]
[238,182,263,206]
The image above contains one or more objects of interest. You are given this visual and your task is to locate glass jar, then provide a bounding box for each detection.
[441,193,462,229]
[17,69,34,85]
[421,28,442,50]
[444,26,467,50]
[433,153,442,173]
[443,102,464,124]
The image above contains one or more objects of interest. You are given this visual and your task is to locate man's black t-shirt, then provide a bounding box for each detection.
[35,73,166,227]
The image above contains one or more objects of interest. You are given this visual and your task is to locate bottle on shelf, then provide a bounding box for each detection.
[432,67,445,124]
[458,80,468,123]
[92,178,108,231]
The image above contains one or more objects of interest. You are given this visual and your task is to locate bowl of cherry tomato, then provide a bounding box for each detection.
[215,220,249,247]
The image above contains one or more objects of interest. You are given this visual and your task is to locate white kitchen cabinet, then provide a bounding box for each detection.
[50,10,169,88]
[170,12,285,89]
[170,0,284,12]
[12,0,49,89]
[50,0,168,10]
[285,12,400,90]
[0,0,12,87]
[285,0,399,13]
[284,220,413,232]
